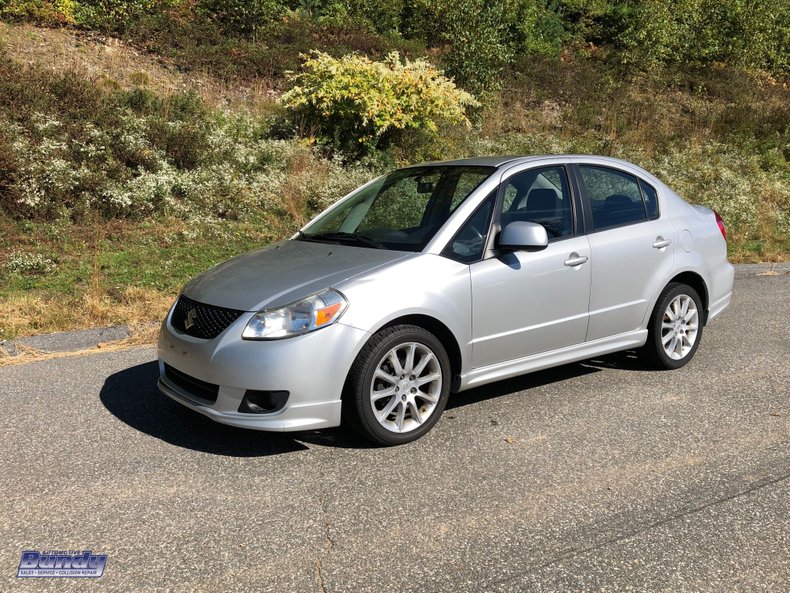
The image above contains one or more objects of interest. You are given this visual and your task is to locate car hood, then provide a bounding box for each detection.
[182,239,413,312]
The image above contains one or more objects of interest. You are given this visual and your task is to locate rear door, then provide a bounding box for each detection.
[573,163,675,340]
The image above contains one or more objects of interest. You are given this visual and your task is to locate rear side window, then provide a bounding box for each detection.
[639,179,660,220]
[579,166,647,230]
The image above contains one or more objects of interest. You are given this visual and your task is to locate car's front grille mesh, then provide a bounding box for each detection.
[163,364,219,403]
[170,294,244,340]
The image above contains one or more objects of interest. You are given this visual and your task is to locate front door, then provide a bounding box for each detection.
[469,164,591,369]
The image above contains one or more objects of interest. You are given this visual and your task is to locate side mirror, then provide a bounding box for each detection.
[499,221,549,251]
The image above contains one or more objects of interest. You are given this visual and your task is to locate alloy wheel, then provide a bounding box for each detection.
[369,342,442,434]
[661,294,699,360]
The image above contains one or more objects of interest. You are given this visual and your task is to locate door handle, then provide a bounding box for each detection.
[564,253,588,267]
[652,236,672,249]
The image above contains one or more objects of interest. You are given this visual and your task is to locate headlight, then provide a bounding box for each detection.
[242,289,348,340]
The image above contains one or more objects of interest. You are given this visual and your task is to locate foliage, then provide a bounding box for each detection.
[438,0,514,95]
[399,1,571,94]
[291,0,405,33]
[281,50,478,154]
[73,0,160,32]
[511,1,567,56]
[345,0,403,33]
[197,0,286,37]
[0,57,378,222]
[0,0,76,25]
[3,0,788,78]
[4,250,57,274]
[618,0,790,73]
[548,0,627,45]
[401,0,514,95]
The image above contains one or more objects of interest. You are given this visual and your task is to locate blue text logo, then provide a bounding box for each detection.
[17,550,108,578]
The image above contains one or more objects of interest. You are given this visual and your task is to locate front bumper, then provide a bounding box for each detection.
[157,310,370,432]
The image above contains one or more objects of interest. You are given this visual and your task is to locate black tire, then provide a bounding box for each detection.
[343,324,451,446]
[643,282,704,370]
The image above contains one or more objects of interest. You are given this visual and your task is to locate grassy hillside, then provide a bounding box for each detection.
[0,3,788,341]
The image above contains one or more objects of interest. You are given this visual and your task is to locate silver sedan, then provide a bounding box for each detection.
[158,156,734,445]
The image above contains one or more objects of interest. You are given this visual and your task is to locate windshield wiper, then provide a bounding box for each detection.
[298,231,385,249]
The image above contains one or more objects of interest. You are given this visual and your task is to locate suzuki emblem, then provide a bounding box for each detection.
[185,307,197,330]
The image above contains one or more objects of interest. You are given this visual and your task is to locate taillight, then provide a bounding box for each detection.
[714,210,726,241]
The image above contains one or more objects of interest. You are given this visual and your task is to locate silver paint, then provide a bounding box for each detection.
[158,155,735,432]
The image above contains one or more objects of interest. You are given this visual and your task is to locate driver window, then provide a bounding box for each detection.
[500,166,573,239]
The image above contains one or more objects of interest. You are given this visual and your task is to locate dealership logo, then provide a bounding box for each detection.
[17,550,108,578]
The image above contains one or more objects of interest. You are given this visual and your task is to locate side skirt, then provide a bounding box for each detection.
[458,329,648,391]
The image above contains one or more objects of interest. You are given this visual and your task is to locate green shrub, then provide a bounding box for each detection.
[441,0,514,94]
[345,0,404,34]
[285,1,405,33]
[0,0,76,24]
[197,0,286,37]
[548,0,627,46]
[402,0,514,95]
[619,0,790,73]
[398,1,567,94]
[512,1,568,56]
[281,50,479,154]
[73,0,159,32]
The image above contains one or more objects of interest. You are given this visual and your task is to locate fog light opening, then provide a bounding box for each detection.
[238,390,289,414]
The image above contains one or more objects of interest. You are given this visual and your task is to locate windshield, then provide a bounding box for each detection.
[299,166,495,251]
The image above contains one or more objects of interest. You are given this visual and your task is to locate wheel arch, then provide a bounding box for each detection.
[377,315,464,392]
[667,271,709,323]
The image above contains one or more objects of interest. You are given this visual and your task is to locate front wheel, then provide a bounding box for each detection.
[643,282,704,370]
[343,325,451,445]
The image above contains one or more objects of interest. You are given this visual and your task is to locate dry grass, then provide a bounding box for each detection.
[281,149,329,227]
[0,286,174,339]
[0,22,279,113]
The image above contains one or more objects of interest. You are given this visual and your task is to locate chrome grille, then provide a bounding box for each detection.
[170,295,244,340]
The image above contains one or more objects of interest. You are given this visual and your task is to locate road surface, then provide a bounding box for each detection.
[1,266,788,592]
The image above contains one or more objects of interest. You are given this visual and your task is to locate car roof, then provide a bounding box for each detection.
[404,155,643,170]
[402,156,528,168]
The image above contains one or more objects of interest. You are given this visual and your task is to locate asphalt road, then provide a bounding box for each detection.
[1,267,788,593]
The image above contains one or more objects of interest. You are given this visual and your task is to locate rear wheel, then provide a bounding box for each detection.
[343,325,451,445]
[643,282,704,370]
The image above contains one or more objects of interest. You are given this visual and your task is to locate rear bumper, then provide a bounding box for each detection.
[707,261,735,324]
[707,290,732,324]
